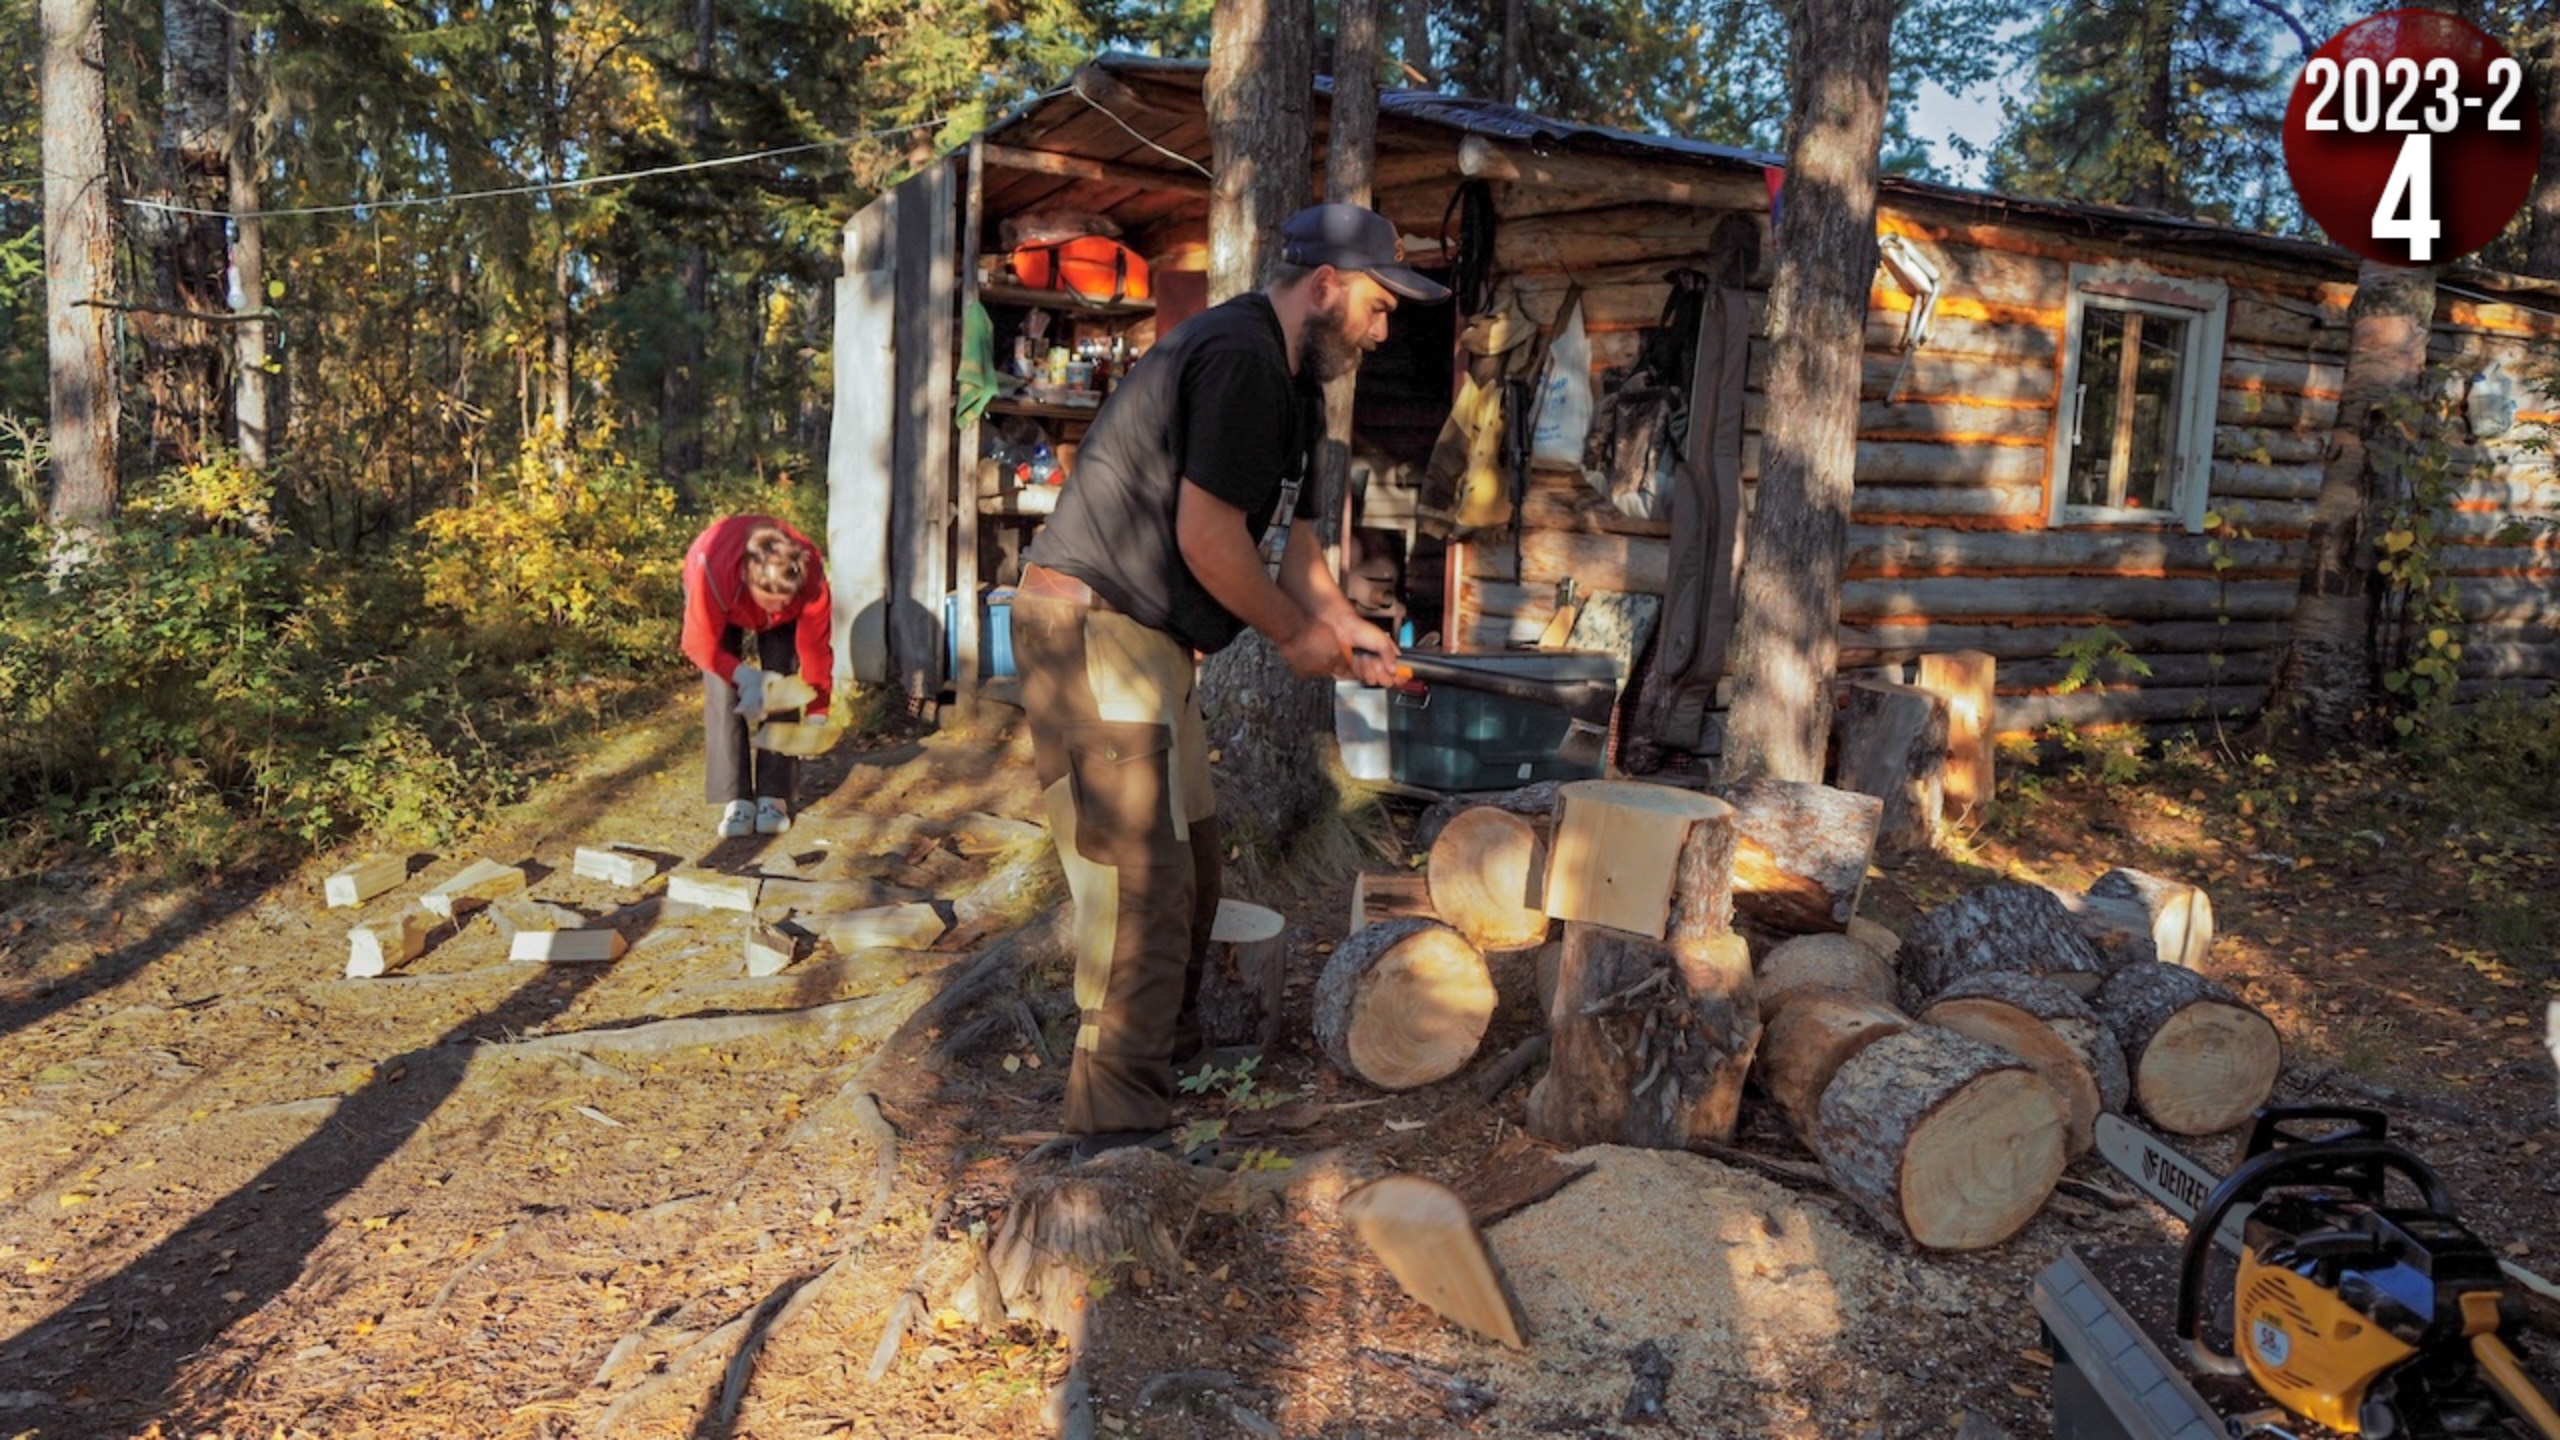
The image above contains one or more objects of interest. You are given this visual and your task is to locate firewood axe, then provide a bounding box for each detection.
[1370,653,1618,770]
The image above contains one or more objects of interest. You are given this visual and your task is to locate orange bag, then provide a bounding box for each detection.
[1009,236,1151,303]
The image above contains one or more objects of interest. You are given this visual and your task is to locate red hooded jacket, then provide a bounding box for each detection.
[681,515,834,716]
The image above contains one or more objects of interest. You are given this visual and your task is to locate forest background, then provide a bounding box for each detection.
[2,0,2550,873]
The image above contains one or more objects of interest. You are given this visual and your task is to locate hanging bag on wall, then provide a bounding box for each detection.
[1529,286,1593,469]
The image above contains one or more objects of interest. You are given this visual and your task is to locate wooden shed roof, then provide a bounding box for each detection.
[964,51,2559,313]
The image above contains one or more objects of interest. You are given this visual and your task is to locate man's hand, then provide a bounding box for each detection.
[1329,612,1401,688]
[1277,619,1349,679]
[733,665,771,723]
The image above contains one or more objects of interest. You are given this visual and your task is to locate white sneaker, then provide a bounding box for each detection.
[755,797,792,835]
[716,800,756,838]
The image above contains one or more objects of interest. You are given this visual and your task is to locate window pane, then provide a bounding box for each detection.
[2121,313,2189,512]
[2066,309,2125,509]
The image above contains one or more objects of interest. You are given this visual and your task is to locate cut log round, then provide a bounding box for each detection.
[1339,1173,1530,1349]
[2088,868,2215,970]
[1525,922,1758,1148]
[1756,932,1898,1020]
[1427,808,1553,952]
[2049,888,2173,972]
[1720,779,1882,935]
[1193,900,1289,1050]
[1920,973,2107,1157]
[2094,962,2281,1136]
[1927,970,2128,1118]
[1845,915,1901,963]
[1833,679,1949,858]
[1314,919,1498,1090]
[1414,780,1567,852]
[1541,782,1737,942]
[1813,1025,2070,1252]
[988,1148,1213,1334]
[1896,883,2110,1010]
[1753,986,1910,1145]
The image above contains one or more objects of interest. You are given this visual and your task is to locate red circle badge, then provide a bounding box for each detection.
[2282,9,2543,267]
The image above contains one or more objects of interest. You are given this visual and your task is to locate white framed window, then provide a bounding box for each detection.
[2049,264,2227,532]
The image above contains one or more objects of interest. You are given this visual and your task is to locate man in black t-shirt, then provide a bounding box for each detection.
[1014,204,1449,1152]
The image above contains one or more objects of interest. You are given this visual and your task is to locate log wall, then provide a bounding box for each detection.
[1455,192,2560,739]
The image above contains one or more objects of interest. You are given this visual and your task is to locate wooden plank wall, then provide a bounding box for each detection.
[1460,204,2560,738]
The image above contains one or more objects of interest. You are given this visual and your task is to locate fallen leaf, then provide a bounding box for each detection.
[2507,1241,2534,1258]
[222,1290,247,1304]
[1384,1118,1427,1133]
[1002,1054,1022,1073]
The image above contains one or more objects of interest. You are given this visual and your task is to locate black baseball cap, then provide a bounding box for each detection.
[1278,203,1452,303]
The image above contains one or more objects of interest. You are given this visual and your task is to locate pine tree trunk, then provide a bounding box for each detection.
[145,0,233,468]
[1399,0,1435,85]
[1315,0,1379,571]
[1497,0,1524,104]
[41,0,118,529]
[1200,0,1329,858]
[536,0,573,444]
[1716,0,1899,785]
[230,28,267,469]
[2274,259,2436,738]
[661,0,715,487]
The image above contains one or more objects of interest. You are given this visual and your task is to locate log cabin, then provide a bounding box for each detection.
[827,53,2560,769]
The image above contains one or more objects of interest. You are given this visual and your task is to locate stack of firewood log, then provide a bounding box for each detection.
[1322,777,2280,1253]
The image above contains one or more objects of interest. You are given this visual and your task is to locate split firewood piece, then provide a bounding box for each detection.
[418,858,528,920]
[1845,915,1901,963]
[1193,900,1288,1050]
[1912,651,1995,824]
[511,928,629,964]
[2088,868,2214,970]
[2094,961,2280,1136]
[1720,779,1881,935]
[988,1148,1212,1335]
[1428,807,1552,952]
[1812,1025,2070,1251]
[487,899,585,942]
[1833,680,1949,858]
[1896,883,2110,1010]
[346,911,432,978]
[667,869,762,913]
[1920,972,2113,1157]
[1350,870,1436,934]
[1755,933,1898,1021]
[324,854,410,909]
[1752,986,1910,1145]
[573,845,662,888]
[813,902,948,952]
[744,923,802,977]
[1525,921,1759,1148]
[1541,782,1736,942]
[1454,1131,1596,1228]
[751,721,840,757]
[1315,918,1497,1090]
[1339,1173,1529,1350]
[757,877,894,917]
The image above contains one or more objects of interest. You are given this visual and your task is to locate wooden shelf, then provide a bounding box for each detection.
[980,280,1153,317]
[987,395,1103,423]
[978,485,1062,517]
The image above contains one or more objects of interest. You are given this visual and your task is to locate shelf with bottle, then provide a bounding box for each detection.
[980,279,1153,318]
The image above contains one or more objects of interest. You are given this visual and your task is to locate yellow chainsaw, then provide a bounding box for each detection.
[2070,1106,2560,1440]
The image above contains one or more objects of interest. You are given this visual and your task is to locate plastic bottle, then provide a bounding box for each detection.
[1028,444,1059,485]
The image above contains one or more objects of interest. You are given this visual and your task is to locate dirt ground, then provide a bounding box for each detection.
[0,690,2554,1440]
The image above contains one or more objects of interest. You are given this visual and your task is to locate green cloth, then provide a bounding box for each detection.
[955,300,1000,428]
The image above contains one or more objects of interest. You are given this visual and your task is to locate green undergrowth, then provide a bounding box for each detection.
[0,443,827,878]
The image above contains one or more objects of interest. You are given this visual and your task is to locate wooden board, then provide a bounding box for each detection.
[573,846,662,888]
[1340,1172,1530,1350]
[815,902,949,952]
[346,911,431,979]
[324,854,409,909]
[509,928,629,964]
[1540,781,1736,942]
[1913,652,1996,824]
[418,858,527,920]
[831,187,898,685]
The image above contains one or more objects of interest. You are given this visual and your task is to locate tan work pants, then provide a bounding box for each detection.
[1011,592,1221,1135]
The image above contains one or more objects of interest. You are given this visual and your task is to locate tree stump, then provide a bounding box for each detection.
[1719,778,1881,934]
[1832,680,1949,858]
[2094,962,2281,1136]
[1339,1173,1529,1349]
[1756,932,1899,1020]
[1541,781,1736,941]
[988,1148,1212,1334]
[1896,883,2111,1010]
[1314,919,1497,1090]
[1919,972,2113,1157]
[1350,871,1436,934]
[1812,1025,2069,1251]
[2088,868,2215,970]
[1193,900,1289,1050]
[1524,922,1759,1148]
[1427,807,1552,952]
[1913,651,1995,824]
[1753,986,1909,1145]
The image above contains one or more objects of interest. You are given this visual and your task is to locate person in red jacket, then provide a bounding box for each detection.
[681,516,834,837]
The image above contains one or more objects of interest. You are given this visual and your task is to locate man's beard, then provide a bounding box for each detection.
[1303,299,1367,382]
